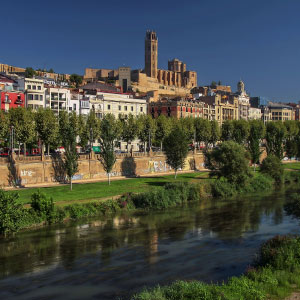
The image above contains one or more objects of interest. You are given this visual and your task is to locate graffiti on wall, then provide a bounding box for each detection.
[20,170,35,177]
[148,160,172,173]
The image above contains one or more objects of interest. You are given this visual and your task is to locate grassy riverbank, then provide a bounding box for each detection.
[132,235,300,300]
[15,172,210,205]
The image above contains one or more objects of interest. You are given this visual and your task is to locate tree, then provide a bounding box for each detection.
[9,108,35,156]
[221,120,234,141]
[98,114,120,184]
[232,119,250,145]
[205,141,251,185]
[48,68,54,73]
[210,120,220,147]
[35,108,58,155]
[194,118,211,148]
[86,109,99,151]
[155,115,171,150]
[64,141,78,191]
[0,111,9,147]
[69,74,83,88]
[163,128,189,179]
[121,114,138,152]
[210,81,217,88]
[0,191,24,235]
[284,120,299,159]
[260,154,283,184]
[78,115,89,151]
[265,122,286,159]
[248,120,265,171]
[137,114,156,152]
[59,111,79,190]
[25,67,36,78]
[179,117,195,143]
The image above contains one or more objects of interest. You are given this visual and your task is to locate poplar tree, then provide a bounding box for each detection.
[98,114,120,184]
[35,108,58,155]
[155,115,171,150]
[163,128,189,179]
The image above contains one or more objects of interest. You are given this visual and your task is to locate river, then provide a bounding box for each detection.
[0,188,299,299]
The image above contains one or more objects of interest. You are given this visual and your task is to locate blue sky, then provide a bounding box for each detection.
[2,0,300,101]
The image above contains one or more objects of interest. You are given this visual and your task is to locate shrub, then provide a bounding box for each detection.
[260,155,284,184]
[205,141,252,185]
[256,235,300,271]
[30,190,55,224]
[242,173,274,193]
[0,190,24,235]
[211,177,237,198]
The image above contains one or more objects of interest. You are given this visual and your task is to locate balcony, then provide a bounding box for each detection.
[15,99,23,104]
[4,98,11,104]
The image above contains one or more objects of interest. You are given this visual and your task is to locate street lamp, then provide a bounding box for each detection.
[10,125,14,157]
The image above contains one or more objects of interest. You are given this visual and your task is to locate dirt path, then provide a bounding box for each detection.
[285,293,300,300]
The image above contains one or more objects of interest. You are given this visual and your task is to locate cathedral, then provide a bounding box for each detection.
[143,30,197,89]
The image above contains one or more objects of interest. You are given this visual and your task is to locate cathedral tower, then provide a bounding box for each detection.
[145,30,158,78]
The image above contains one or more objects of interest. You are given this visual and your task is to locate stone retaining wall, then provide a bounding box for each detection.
[0,152,206,187]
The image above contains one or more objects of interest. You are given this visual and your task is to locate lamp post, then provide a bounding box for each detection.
[10,125,14,157]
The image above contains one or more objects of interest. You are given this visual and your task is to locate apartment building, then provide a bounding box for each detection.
[268,102,293,121]
[45,87,70,115]
[84,90,147,119]
[199,92,239,124]
[17,78,45,110]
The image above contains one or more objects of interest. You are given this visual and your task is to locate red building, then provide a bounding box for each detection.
[0,91,25,111]
[0,74,25,111]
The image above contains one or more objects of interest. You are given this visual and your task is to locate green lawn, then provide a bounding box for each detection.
[13,172,209,205]
[282,162,300,170]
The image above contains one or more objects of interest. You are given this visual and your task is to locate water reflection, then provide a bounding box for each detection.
[0,189,299,299]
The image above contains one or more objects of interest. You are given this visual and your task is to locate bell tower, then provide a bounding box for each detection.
[145,30,158,78]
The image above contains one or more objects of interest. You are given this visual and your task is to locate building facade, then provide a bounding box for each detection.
[0,91,25,111]
[236,80,250,120]
[199,93,239,124]
[22,78,45,110]
[268,102,293,121]
[45,87,70,115]
[149,97,205,119]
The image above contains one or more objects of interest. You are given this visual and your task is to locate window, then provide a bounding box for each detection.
[33,85,36,90]
[119,105,121,110]
[27,85,31,89]
[131,106,133,111]
[73,104,76,111]
[28,94,33,100]
[40,95,43,101]
[140,107,143,112]
[38,86,41,90]
[107,104,111,110]
[34,95,39,100]
[124,106,127,111]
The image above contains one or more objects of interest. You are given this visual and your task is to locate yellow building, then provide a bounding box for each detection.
[268,103,293,121]
[199,92,239,124]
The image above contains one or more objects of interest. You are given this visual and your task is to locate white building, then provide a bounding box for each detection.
[17,78,45,110]
[91,91,147,119]
[236,80,250,120]
[249,107,262,120]
[69,90,81,115]
[45,87,70,115]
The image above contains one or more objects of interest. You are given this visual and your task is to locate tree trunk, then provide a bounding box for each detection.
[175,169,177,179]
[160,141,163,151]
[18,143,20,159]
[70,177,72,191]
[24,143,26,157]
[127,142,129,153]
[48,144,50,156]
[108,173,111,185]
[144,142,146,154]
[254,163,256,173]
